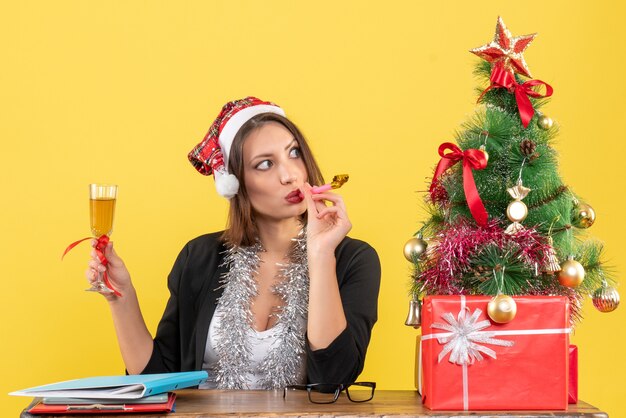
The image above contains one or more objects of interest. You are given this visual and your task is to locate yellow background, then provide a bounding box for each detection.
[2,1,625,415]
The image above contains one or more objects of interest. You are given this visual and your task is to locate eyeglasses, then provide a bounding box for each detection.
[283,382,376,404]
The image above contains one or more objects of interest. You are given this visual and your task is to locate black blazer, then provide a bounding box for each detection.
[141,231,381,384]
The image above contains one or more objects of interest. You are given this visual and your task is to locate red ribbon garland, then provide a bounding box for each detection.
[478,63,553,128]
[429,143,489,227]
[62,235,122,297]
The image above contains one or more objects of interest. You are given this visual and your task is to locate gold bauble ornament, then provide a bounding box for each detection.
[479,144,489,164]
[487,294,517,323]
[537,115,553,130]
[572,202,596,228]
[403,236,427,262]
[592,283,620,313]
[557,257,585,287]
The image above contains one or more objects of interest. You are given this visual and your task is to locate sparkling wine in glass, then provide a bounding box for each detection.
[87,184,117,293]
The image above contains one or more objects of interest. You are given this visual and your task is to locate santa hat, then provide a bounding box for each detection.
[188,97,286,198]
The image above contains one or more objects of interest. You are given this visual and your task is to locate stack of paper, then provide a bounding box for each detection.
[10,371,208,415]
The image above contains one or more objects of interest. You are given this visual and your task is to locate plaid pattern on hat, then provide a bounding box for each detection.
[188,97,281,176]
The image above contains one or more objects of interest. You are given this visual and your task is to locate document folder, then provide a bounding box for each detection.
[27,392,176,415]
[42,393,169,405]
[10,371,208,399]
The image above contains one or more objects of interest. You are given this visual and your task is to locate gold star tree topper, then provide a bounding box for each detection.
[470,17,537,78]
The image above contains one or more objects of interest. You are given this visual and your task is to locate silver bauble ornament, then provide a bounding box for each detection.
[487,294,517,323]
[592,283,620,313]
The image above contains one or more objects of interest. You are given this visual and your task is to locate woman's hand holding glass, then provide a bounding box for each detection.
[302,182,352,254]
[86,241,132,301]
[86,184,118,294]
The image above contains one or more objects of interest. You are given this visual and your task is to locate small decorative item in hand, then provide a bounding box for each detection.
[311,174,349,194]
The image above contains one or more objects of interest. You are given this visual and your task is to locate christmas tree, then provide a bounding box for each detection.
[405,17,619,325]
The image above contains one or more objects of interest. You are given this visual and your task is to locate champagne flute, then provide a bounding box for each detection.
[87,184,117,293]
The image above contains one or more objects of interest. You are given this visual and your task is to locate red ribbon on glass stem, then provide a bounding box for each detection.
[429,143,488,227]
[478,64,553,128]
[62,235,122,297]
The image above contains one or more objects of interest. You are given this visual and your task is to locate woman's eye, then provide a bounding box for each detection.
[256,160,272,170]
[289,147,301,158]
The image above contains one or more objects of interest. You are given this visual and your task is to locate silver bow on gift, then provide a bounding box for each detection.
[431,308,514,365]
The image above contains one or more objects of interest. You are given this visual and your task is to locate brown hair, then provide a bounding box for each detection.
[221,113,324,246]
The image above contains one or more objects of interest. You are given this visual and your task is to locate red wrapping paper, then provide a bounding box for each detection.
[420,295,570,410]
[569,345,578,404]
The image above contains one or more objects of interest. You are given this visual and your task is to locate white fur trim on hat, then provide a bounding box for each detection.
[219,104,286,172]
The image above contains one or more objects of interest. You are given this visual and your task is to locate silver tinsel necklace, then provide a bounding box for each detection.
[212,231,309,389]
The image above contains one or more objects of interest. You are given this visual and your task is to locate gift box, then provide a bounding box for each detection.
[569,345,578,404]
[420,295,570,410]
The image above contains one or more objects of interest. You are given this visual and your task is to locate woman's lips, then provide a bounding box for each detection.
[285,190,304,204]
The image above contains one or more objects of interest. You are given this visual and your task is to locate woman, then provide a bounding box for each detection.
[87,97,380,389]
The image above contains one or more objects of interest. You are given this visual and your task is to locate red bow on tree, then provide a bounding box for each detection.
[479,63,553,128]
[429,143,489,227]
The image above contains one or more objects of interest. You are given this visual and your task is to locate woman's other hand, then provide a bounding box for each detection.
[302,182,352,255]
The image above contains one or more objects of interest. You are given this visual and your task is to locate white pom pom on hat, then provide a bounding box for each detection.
[214,168,240,199]
[188,96,286,198]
